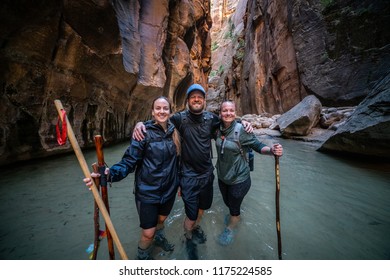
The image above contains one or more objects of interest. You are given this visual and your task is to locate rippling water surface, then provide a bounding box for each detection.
[0,138,389,260]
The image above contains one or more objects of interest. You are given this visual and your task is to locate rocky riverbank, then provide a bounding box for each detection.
[242,73,390,160]
[243,104,355,146]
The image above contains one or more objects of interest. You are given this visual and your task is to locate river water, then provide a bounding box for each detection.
[0,138,389,260]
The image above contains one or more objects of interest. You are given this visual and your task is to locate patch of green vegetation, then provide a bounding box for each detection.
[211,41,219,51]
[209,70,218,77]
[320,52,329,63]
[237,38,245,48]
[235,49,245,60]
[233,37,246,61]
[217,65,224,75]
[321,0,334,9]
[223,17,235,40]
[209,65,225,77]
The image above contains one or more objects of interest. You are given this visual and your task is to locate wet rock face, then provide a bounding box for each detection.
[0,1,130,164]
[210,0,390,112]
[1,0,389,165]
[319,74,390,159]
[0,0,211,166]
[1,0,131,164]
[209,0,390,159]
[291,0,390,107]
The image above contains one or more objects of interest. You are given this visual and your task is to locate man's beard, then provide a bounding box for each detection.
[188,103,204,114]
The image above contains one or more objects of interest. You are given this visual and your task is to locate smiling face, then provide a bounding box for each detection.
[187,91,205,114]
[152,97,171,126]
[220,101,236,127]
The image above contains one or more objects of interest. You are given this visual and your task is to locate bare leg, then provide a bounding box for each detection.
[227,215,241,230]
[184,216,196,239]
[196,209,204,225]
[183,217,198,260]
[154,215,174,251]
[139,227,156,249]
[137,227,156,260]
[184,208,205,239]
[157,215,167,230]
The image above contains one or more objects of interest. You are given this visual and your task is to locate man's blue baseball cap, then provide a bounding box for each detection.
[186,84,206,98]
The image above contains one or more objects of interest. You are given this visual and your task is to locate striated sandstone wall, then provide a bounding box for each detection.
[209,0,390,159]
[1,0,131,164]
[1,0,389,165]
[0,0,212,166]
[210,0,390,115]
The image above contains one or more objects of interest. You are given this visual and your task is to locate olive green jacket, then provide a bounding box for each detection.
[215,121,267,185]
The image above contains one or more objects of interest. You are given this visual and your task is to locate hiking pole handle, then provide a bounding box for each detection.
[94,135,105,166]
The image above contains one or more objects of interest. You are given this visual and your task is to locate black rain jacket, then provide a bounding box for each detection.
[109,121,179,204]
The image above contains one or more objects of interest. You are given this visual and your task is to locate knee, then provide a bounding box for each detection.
[141,228,156,241]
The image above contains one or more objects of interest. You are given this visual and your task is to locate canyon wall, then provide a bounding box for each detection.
[210,0,389,115]
[0,0,212,166]
[1,0,389,165]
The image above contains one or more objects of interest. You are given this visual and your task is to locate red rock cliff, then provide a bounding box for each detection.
[0,0,212,165]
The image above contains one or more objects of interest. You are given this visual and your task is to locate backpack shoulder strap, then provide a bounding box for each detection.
[204,111,213,120]
[180,111,187,121]
[233,122,241,142]
[177,111,188,132]
[232,123,247,161]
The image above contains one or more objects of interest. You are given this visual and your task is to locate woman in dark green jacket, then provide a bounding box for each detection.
[215,100,283,246]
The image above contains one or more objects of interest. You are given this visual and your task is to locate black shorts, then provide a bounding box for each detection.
[180,172,215,221]
[135,196,176,229]
[218,177,251,216]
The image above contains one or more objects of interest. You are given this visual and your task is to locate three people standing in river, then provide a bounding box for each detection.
[84,84,282,259]
[133,84,253,259]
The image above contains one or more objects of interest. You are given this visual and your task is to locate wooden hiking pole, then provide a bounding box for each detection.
[274,155,282,260]
[54,100,128,260]
[91,164,100,260]
[93,135,115,260]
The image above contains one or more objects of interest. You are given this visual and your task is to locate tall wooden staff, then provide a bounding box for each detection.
[91,164,100,260]
[93,135,115,259]
[54,100,128,260]
[274,155,282,260]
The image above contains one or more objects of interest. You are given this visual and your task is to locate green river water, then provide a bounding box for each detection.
[0,138,389,260]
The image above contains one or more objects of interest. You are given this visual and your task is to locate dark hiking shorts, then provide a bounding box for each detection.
[180,172,215,221]
[218,177,251,216]
[135,195,176,229]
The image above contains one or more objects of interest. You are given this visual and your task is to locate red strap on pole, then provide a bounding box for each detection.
[56,109,67,145]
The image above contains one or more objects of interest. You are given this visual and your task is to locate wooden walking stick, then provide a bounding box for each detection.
[91,165,100,260]
[54,100,128,260]
[93,135,115,260]
[274,155,282,260]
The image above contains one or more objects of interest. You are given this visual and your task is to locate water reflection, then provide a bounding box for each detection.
[0,138,389,260]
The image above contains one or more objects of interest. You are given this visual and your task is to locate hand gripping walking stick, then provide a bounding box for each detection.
[54,100,128,260]
[93,135,115,259]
